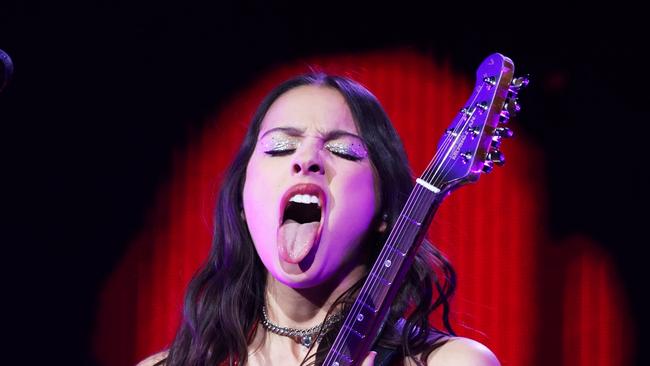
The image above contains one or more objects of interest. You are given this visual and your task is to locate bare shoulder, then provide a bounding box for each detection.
[425,336,500,366]
[135,350,169,366]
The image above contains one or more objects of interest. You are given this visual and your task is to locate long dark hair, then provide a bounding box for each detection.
[161,73,456,366]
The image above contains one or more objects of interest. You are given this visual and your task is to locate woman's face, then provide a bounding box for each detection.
[243,85,379,288]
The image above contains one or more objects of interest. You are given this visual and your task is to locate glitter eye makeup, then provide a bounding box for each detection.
[259,130,368,161]
[324,141,368,160]
[261,135,300,154]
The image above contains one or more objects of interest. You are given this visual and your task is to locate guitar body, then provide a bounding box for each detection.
[322,53,528,366]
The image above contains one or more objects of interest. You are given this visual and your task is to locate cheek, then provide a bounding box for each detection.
[243,155,278,214]
[331,167,378,238]
[352,166,378,213]
[242,159,279,259]
[348,181,376,220]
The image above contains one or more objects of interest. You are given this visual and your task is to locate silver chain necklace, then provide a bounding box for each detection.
[260,306,341,348]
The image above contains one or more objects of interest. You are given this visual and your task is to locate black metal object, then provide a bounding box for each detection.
[1,49,13,93]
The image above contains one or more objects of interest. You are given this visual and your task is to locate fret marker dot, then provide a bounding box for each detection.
[384,259,392,267]
[333,363,339,366]
[357,314,364,322]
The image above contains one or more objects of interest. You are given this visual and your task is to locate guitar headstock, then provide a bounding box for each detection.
[422,53,528,194]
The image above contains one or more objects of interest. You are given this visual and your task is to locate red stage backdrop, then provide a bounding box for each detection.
[93,50,634,366]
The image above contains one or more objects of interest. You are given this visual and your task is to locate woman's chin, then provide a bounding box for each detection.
[272,261,329,289]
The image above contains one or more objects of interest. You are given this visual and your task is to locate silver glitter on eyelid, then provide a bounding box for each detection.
[324,141,368,159]
[260,136,300,152]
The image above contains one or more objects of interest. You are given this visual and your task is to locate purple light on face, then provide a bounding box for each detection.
[243,85,378,288]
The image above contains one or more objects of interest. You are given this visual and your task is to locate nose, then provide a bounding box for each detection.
[291,142,324,175]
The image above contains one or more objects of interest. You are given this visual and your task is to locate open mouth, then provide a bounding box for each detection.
[277,184,326,264]
[282,194,322,224]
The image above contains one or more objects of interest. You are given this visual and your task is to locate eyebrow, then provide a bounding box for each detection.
[260,126,363,141]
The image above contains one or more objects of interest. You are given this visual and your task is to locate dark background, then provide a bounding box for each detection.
[1,1,646,365]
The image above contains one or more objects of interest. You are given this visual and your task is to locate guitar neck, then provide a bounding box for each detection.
[322,182,444,366]
[322,52,523,366]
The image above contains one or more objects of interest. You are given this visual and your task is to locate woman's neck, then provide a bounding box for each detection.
[247,262,367,365]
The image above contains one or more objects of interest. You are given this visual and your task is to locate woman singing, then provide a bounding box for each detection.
[138,73,500,366]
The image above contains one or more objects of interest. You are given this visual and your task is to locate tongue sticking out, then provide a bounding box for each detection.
[277,220,320,263]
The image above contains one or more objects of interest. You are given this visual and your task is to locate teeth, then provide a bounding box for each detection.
[289,194,321,206]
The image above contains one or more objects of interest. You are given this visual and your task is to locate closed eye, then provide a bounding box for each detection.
[266,149,362,161]
[265,149,295,157]
[323,141,367,161]
[331,151,362,161]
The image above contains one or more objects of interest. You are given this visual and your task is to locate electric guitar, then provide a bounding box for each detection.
[323,53,528,366]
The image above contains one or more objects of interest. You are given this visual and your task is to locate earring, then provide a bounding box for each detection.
[378,213,388,233]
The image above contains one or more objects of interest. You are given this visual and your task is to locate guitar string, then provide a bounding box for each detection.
[325,65,509,363]
[426,83,486,185]
[430,71,514,187]
[323,82,488,365]
[322,185,426,364]
[430,73,510,194]
[323,116,471,363]
[429,84,496,188]
[323,78,488,364]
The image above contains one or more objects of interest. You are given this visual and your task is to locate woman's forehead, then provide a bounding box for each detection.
[259,85,358,136]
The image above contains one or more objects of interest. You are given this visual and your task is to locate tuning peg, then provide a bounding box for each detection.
[482,161,494,173]
[460,152,473,164]
[499,110,510,123]
[483,76,496,86]
[510,75,530,91]
[491,136,501,150]
[504,98,521,115]
[487,150,506,166]
[495,127,514,138]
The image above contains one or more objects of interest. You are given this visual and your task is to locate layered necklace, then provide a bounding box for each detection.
[260,306,341,348]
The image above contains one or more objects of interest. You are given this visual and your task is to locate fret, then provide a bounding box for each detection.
[343,324,365,339]
[391,230,418,252]
[329,349,353,366]
[355,292,380,315]
[359,243,411,311]
[368,271,391,287]
[347,303,377,337]
[372,252,403,281]
[400,213,422,227]
[362,273,391,304]
[399,204,426,223]
[336,327,362,356]
[357,298,377,314]
[384,244,406,257]
[357,287,388,314]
